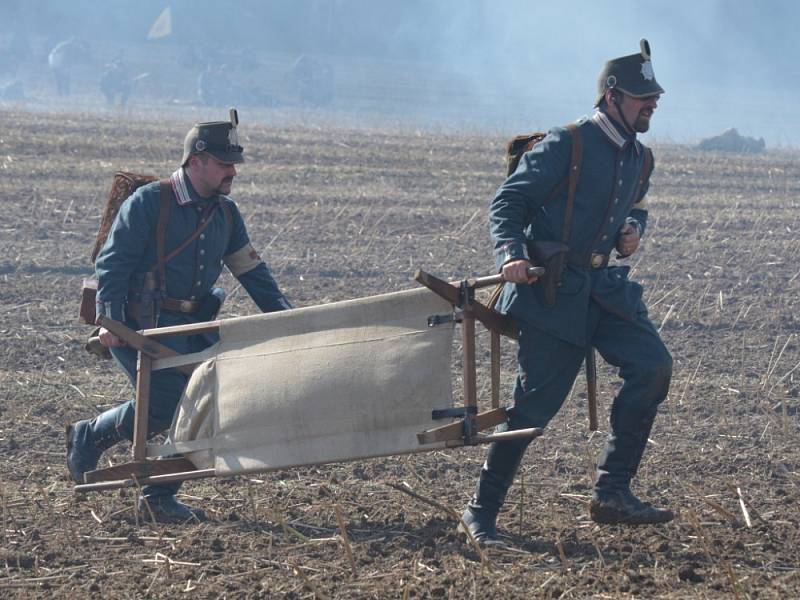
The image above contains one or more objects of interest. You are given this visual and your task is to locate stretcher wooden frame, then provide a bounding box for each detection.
[75,270,543,493]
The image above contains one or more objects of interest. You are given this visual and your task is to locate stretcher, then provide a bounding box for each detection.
[75,269,544,493]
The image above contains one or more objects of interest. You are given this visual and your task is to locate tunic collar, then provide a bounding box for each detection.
[591,110,639,152]
[170,167,216,206]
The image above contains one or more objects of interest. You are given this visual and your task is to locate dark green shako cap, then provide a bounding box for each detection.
[181,108,244,165]
[594,39,665,107]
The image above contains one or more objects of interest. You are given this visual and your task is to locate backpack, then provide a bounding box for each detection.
[80,172,157,325]
[506,132,548,176]
[90,172,158,263]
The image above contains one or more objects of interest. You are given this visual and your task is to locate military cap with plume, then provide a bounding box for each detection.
[595,39,665,107]
[181,108,244,165]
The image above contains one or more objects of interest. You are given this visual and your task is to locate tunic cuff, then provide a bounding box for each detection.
[494,241,530,268]
[96,300,125,323]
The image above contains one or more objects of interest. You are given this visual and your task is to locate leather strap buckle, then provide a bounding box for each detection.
[160,297,200,313]
[590,253,609,269]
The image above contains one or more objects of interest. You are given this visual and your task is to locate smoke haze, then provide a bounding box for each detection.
[1,0,797,145]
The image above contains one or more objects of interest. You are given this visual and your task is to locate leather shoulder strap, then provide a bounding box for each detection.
[154,179,172,290]
[561,123,583,244]
[162,203,218,264]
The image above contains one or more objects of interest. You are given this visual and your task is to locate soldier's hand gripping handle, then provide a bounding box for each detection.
[98,327,124,348]
[502,259,541,284]
[466,264,545,289]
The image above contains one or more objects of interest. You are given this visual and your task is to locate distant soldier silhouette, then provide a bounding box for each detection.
[99,59,133,107]
[48,37,89,96]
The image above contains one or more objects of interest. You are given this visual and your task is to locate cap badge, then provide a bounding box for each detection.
[195,140,207,151]
[640,60,654,81]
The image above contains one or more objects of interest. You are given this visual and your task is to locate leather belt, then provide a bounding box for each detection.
[161,298,200,313]
[128,297,200,318]
[568,252,609,270]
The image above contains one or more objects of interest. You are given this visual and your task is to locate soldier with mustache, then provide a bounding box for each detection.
[461,40,673,544]
[67,112,292,522]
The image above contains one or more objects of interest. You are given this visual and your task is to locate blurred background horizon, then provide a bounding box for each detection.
[1,0,797,147]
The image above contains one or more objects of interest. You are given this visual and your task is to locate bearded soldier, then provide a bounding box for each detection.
[67,111,291,522]
[461,40,674,544]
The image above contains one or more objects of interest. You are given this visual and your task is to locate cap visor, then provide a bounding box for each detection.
[208,150,245,164]
[616,85,665,99]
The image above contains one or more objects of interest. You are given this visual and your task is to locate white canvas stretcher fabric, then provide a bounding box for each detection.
[159,287,455,476]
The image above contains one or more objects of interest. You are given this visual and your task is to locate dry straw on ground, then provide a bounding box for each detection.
[0,109,799,598]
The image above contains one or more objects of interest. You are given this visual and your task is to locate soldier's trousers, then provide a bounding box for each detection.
[506,300,672,473]
[109,330,211,498]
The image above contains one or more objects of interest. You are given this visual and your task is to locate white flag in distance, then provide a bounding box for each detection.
[147,6,172,40]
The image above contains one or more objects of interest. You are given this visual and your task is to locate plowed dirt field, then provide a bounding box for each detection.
[1,109,799,598]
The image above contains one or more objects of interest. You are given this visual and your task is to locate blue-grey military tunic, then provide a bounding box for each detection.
[490,110,672,434]
[96,167,290,330]
[492,111,651,347]
[93,167,291,443]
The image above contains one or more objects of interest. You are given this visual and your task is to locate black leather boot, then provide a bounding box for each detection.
[459,438,529,544]
[66,405,128,484]
[590,486,674,524]
[138,494,207,524]
[592,409,673,524]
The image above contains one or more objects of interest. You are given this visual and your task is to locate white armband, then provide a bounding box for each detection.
[224,243,264,277]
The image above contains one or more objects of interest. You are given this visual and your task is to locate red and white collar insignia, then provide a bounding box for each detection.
[170,168,193,206]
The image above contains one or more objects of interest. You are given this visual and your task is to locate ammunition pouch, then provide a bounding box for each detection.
[528,240,570,308]
[127,280,163,329]
[196,287,226,322]
[125,299,157,328]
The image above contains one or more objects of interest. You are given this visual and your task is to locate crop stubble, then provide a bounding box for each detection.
[0,110,799,598]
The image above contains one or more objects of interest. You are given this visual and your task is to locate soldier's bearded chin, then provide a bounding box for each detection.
[634,113,651,133]
[216,177,234,194]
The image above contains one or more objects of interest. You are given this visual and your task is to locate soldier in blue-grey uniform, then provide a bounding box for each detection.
[461,40,674,544]
[67,110,292,522]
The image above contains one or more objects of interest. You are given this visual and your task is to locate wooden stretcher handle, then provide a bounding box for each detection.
[465,266,546,289]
